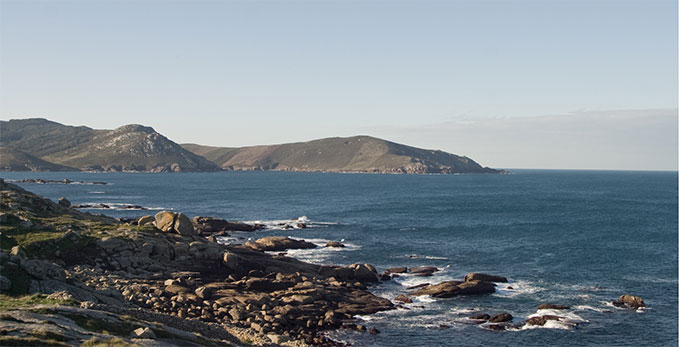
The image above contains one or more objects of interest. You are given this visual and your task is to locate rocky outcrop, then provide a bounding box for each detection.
[612,294,645,309]
[57,196,70,207]
[408,280,495,298]
[325,241,345,248]
[192,216,264,233]
[525,315,562,326]
[244,236,317,252]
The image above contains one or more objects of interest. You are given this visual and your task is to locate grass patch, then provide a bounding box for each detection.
[0,294,77,311]
[0,335,69,347]
[62,313,141,337]
[81,337,137,347]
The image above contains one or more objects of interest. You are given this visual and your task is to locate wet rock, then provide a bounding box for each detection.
[192,216,262,233]
[469,313,490,321]
[537,303,570,310]
[349,263,379,282]
[408,281,462,298]
[406,283,430,290]
[369,327,380,334]
[57,197,71,207]
[386,267,408,274]
[394,294,413,303]
[439,324,450,329]
[456,280,496,295]
[612,294,645,309]
[525,315,561,326]
[246,236,316,252]
[325,241,345,248]
[488,313,513,323]
[410,266,438,276]
[463,273,507,283]
[486,324,507,331]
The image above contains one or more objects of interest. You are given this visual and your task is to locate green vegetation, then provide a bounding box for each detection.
[183,135,499,174]
[0,294,77,311]
[0,335,70,347]
[1,118,220,172]
[81,337,137,347]
[61,312,142,337]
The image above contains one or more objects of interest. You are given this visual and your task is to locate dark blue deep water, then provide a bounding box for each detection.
[2,170,678,346]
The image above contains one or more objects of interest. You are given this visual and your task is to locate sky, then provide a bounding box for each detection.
[0,0,677,170]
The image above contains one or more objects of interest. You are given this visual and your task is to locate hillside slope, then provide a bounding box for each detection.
[0,119,220,172]
[0,147,77,171]
[183,136,500,174]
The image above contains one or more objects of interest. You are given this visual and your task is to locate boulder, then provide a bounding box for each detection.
[456,280,496,295]
[394,294,412,303]
[488,313,513,323]
[138,215,154,226]
[349,263,379,283]
[195,286,213,299]
[20,259,65,281]
[537,303,570,310]
[0,275,11,290]
[246,236,317,252]
[325,241,345,248]
[131,327,156,339]
[612,294,645,309]
[57,197,71,207]
[154,211,176,232]
[463,273,507,283]
[410,266,438,276]
[525,315,561,326]
[386,267,408,274]
[408,281,462,298]
[174,213,195,235]
[10,246,26,258]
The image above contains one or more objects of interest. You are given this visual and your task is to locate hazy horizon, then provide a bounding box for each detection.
[1,0,677,171]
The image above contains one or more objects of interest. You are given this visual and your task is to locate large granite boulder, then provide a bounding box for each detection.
[154,211,176,232]
[174,213,194,235]
[349,263,379,283]
[245,236,317,252]
[138,215,154,226]
[153,211,195,235]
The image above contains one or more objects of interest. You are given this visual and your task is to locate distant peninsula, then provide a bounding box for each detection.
[0,118,502,174]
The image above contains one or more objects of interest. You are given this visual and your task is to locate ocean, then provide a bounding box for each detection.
[2,170,677,346]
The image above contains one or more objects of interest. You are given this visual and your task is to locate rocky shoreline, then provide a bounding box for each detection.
[0,179,647,346]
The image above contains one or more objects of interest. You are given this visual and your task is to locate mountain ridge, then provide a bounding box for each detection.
[0,118,501,174]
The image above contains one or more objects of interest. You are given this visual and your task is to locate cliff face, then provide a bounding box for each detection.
[183,136,501,174]
[0,119,220,172]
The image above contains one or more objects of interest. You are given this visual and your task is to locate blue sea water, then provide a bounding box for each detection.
[2,170,678,346]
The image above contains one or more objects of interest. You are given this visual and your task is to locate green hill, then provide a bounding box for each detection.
[183,136,500,174]
[0,119,220,172]
[0,146,77,171]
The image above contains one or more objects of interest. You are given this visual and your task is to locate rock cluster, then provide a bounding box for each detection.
[153,211,195,235]
[612,294,645,309]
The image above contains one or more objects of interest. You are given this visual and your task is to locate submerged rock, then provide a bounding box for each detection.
[537,303,570,310]
[325,241,345,248]
[525,315,561,326]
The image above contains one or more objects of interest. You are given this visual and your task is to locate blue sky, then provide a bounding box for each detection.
[0,0,677,170]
